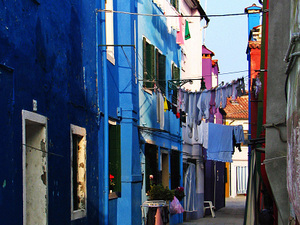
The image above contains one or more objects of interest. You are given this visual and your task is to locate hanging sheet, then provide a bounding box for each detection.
[207,123,234,163]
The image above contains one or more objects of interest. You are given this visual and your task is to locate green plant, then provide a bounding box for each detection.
[174,186,185,201]
[147,184,175,201]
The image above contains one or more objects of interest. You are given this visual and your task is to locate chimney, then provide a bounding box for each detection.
[245,4,262,37]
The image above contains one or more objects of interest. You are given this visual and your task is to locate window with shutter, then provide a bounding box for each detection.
[170,0,179,11]
[143,37,155,89]
[109,124,121,194]
[171,63,180,104]
[156,49,166,93]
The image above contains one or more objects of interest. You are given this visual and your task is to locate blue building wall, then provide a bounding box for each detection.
[0,0,104,224]
[138,0,183,224]
[0,0,142,224]
[100,0,142,224]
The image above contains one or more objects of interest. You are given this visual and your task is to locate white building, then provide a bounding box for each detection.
[224,95,249,197]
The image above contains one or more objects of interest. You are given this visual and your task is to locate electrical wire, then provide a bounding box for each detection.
[96,9,262,18]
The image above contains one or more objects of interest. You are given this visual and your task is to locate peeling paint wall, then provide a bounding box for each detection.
[25,122,47,225]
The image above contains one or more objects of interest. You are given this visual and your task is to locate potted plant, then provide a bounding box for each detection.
[109,174,115,193]
[147,184,175,201]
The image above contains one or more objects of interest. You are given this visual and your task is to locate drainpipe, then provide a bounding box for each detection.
[98,1,109,224]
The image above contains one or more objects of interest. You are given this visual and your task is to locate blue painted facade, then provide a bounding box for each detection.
[110,1,142,224]
[138,0,183,224]
[0,0,141,224]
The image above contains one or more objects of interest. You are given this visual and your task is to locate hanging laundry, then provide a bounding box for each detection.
[186,93,194,138]
[233,125,244,153]
[226,83,233,99]
[241,78,246,95]
[197,90,211,121]
[233,125,245,144]
[198,121,208,148]
[176,16,184,45]
[155,208,164,225]
[193,92,201,125]
[185,20,191,40]
[221,86,228,108]
[254,77,262,98]
[157,91,161,124]
[156,91,165,129]
[160,93,164,129]
[193,92,200,141]
[207,123,233,163]
[167,100,172,111]
[209,89,217,118]
[164,97,168,112]
[215,86,222,109]
[236,78,246,97]
[182,90,189,113]
[172,104,177,115]
[180,110,186,123]
[177,88,182,114]
[232,82,238,101]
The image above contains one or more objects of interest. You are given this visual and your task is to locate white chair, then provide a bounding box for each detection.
[203,201,215,218]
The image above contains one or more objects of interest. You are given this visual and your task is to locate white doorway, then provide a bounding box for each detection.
[22,110,48,225]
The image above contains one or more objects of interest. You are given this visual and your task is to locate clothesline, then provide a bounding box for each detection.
[155,76,247,134]
[96,9,263,18]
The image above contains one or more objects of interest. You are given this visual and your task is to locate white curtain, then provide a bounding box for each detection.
[237,166,248,194]
[183,164,196,212]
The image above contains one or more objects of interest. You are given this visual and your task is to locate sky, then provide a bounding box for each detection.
[203,0,261,86]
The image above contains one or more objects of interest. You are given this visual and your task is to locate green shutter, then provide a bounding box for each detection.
[156,50,166,93]
[171,63,180,104]
[171,0,179,11]
[149,44,155,88]
[143,38,155,89]
[109,125,121,193]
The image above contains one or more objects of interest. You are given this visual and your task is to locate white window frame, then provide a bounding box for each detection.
[106,0,115,65]
[22,110,48,225]
[70,124,87,220]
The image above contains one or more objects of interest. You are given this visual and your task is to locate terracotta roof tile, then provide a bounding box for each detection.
[249,41,261,49]
[224,95,248,119]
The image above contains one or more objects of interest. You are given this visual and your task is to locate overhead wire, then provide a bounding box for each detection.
[96,9,262,18]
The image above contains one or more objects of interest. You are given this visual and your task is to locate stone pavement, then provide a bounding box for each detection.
[179,196,246,225]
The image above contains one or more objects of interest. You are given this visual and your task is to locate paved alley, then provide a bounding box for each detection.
[180,196,246,225]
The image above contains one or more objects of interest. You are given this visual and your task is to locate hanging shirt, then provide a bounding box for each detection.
[198,121,208,148]
[232,82,238,101]
[160,93,164,130]
[197,90,211,121]
[221,86,228,108]
[233,125,244,144]
[215,86,222,109]
[182,90,189,113]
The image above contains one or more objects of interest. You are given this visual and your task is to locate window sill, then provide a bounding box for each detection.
[109,191,121,200]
